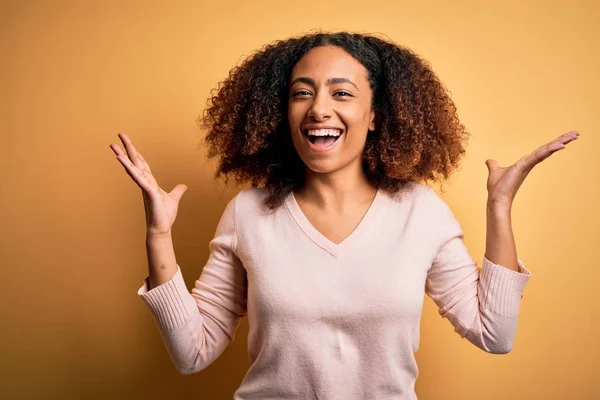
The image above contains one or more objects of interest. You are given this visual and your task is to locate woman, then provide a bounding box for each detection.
[109,31,578,399]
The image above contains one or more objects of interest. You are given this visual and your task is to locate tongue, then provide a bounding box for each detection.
[313,136,337,147]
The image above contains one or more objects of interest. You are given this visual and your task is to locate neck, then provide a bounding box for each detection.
[295,161,377,210]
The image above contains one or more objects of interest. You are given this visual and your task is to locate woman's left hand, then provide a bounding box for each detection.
[485,130,580,208]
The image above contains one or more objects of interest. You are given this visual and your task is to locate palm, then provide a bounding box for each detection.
[485,130,579,205]
[142,186,182,234]
[110,133,188,235]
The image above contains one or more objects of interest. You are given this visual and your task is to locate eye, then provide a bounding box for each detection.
[292,90,311,97]
[334,91,352,97]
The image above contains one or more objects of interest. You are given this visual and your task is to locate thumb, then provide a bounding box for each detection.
[169,184,188,201]
[485,159,499,172]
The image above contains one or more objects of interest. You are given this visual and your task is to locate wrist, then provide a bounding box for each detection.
[146,230,172,241]
[487,199,512,214]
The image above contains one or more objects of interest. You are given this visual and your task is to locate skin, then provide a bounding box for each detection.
[484,129,579,271]
[285,45,581,261]
[109,44,581,276]
[287,45,378,243]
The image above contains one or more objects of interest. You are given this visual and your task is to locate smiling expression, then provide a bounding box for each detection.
[287,45,376,175]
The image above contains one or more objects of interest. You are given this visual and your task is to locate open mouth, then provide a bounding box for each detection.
[303,128,344,147]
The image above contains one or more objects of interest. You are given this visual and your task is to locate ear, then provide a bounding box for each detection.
[368,109,376,132]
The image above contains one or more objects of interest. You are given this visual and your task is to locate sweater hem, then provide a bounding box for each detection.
[137,264,198,330]
[480,256,531,316]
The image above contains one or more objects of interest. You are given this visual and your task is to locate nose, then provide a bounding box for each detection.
[307,92,332,121]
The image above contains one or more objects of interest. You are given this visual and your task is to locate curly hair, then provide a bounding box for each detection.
[198,30,470,209]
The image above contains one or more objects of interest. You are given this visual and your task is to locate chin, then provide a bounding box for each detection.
[300,154,360,176]
[303,161,340,175]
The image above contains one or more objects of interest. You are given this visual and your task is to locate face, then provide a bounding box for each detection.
[287,45,376,176]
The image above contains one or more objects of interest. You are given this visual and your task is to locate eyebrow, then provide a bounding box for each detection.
[290,77,359,91]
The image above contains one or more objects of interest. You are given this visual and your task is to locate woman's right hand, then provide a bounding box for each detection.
[109,133,188,236]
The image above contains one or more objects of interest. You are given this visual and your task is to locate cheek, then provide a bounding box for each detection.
[287,103,305,126]
[339,111,370,149]
[340,107,371,134]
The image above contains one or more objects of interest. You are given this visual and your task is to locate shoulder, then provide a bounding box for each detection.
[380,181,456,223]
[380,180,438,206]
[230,187,275,218]
[409,184,462,235]
[215,188,273,236]
[402,181,450,209]
[233,187,268,205]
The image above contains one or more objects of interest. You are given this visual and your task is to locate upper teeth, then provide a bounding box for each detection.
[306,129,342,137]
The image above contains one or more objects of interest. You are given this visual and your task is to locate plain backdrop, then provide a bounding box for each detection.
[1,0,598,398]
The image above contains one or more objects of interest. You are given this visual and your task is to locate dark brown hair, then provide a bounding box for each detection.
[198,31,470,209]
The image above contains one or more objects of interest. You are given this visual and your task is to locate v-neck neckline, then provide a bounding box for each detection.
[284,188,383,259]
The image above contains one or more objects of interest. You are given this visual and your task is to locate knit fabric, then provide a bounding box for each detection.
[137,182,531,399]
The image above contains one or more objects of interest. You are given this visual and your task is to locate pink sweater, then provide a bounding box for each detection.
[137,182,531,399]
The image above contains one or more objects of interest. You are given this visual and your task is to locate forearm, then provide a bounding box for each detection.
[484,201,520,272]
[146,232,178,289]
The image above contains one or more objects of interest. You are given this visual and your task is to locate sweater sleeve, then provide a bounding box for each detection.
[424,195,531,354]
[136,195,248,374]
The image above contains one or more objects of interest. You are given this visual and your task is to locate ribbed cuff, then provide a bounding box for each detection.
[137,265,199,331]
[479,257,532,317]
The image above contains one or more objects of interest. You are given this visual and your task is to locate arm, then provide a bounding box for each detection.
[146,232,178,289]
[482,130,579,270]
[484,203,519,272]
[426,130,579,353]
[137,196,248,374]
[425,195,531,354]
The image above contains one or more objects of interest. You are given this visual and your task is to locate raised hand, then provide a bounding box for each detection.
[109,133,188,236]
[485,130,580,207]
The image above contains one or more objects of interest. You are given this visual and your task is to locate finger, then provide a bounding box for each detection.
[136,151,152,173]
[119,133,153,173]
[560,130,579,139]
[115,153,154,193]
[522,144,558,169]
[520,133,576,170]
[109,143,125,157]
[558,130,579,145]
[169,184,188,201]
[542,131,579,155]
[548,131,579,149]
[118,133,144,169]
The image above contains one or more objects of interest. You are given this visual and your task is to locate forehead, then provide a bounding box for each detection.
[290,46,369,83]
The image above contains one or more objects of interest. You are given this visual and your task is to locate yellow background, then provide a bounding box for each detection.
[2,0,598,398]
